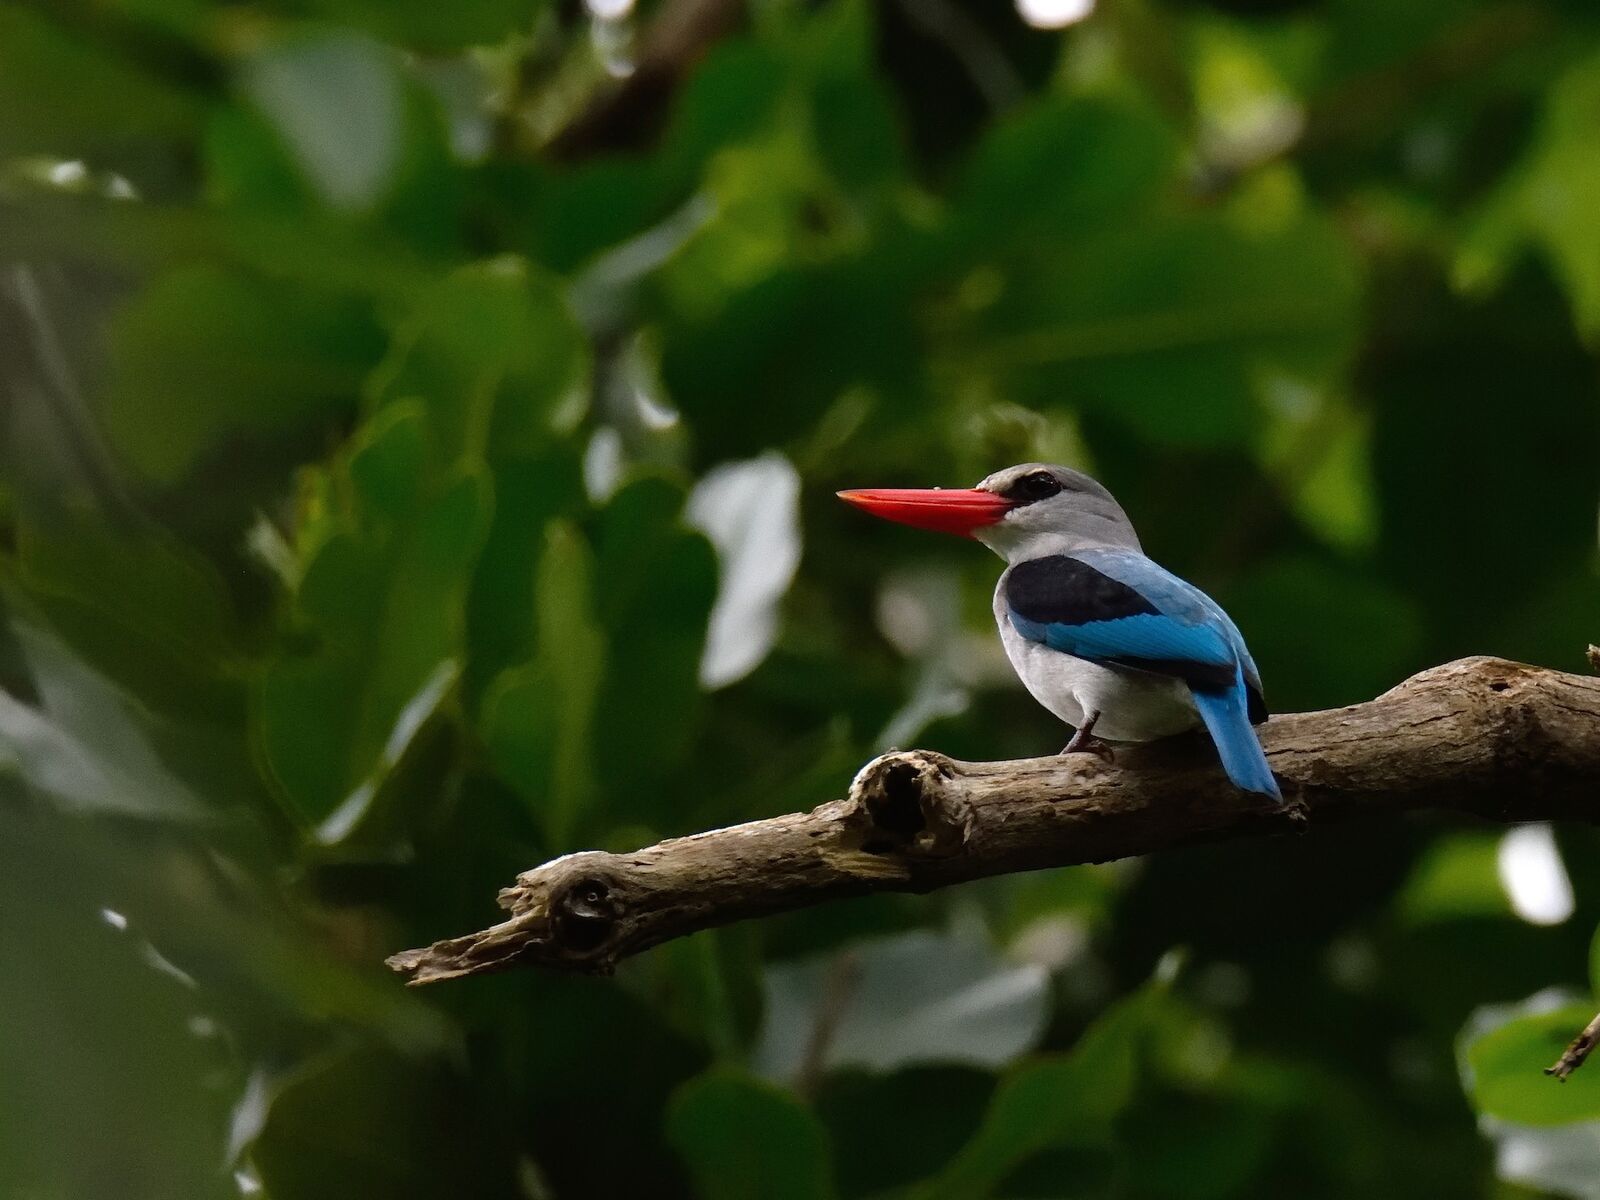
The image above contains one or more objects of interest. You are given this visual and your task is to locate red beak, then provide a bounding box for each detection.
[837,487,1015,538]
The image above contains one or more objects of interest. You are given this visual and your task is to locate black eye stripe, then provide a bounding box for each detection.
[1002,471,1063,502]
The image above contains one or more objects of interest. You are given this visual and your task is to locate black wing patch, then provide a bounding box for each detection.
[1246,680,1267,725]
[1005,555,1159,625]
[1006,556,1250,694]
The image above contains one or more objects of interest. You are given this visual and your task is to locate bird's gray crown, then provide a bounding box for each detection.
[973,463,1142,561]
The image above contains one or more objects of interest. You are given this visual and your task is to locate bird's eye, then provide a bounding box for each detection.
[1008,471,1062,502]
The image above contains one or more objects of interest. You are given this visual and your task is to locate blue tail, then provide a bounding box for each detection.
[1190,681,1281,801]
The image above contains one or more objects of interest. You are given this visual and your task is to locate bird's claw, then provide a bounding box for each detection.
[1059,736,1115,762]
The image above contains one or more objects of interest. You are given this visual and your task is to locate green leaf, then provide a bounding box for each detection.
[815,1067,997,1197]
[1120,1091,1280,1200]
[1396,833,1510,926]
[241,32,406,214]
[658,250,928,462]
[800,0,904,195]
[100,265,381,483]
[591,478,716,798]
[666,1071,835,1200]
[464,448,584,692]
[953,212,1360,446]
[252,1048,518,1200]
[0,7,199,157]
[1465,998,1600,1125]
[12,516,243,714]
[303,0,543,51]
[481,521,606,848]
[257,404,489,834]
[0,812,235,1200]
[619,927,763,1061]
[912,973,1169,1200]
[369,259,588,464]
[1459,49,1600,342]
[953,96,1177,244]
[0,616,206,821]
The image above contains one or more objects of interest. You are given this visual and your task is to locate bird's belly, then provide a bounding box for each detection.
[998,622,1199,742]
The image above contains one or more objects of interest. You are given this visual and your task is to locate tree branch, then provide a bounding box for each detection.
[388,657,1600,985]
[1546,1011,1600,1082]
[544,0,745,162]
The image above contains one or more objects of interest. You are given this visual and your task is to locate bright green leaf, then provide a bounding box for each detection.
[1464,999,1600,1125]
[1459,49,1600,342]
[1396,834,1510,926]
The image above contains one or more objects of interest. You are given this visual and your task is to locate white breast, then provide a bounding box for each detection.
[992,582,1199,743]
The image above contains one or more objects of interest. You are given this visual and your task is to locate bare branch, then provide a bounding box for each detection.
[1546,1011,1600,1082]
[388,657,1600,985]
[544,0,744,162]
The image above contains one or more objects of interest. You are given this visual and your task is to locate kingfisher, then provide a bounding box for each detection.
[839,463,1281,800]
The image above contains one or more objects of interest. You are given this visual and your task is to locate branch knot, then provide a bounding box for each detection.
[846,751,971,860]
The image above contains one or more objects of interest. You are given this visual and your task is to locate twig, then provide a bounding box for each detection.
[545,0,745,162]
[1302,2,1552,151]
[793,950,861,1100]
[388,657,1600,984]
[1546,1011,1600,1082]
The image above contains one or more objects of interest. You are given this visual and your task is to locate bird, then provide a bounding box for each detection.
[838,463,1281,801]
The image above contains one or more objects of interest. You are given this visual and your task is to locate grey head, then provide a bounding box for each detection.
[972,463,1141,562]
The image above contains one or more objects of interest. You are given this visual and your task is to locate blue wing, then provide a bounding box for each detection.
[1004,550,1279,799]
[1004,551,1263,710]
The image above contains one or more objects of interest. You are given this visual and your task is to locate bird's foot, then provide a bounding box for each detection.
[1059,712,1114,761]
[1059,735,1115,762]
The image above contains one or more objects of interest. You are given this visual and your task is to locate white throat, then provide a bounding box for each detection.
[974,521,1141,565]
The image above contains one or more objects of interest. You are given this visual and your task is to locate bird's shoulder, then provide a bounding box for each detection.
[1001,552,1268,718]
[1003,549,1220,625]
[1002,552,1161,626]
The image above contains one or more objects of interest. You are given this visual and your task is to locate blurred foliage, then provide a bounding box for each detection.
[1,0,1598,1196]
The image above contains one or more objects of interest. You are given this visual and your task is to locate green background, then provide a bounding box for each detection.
[2,0,1599,1195]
